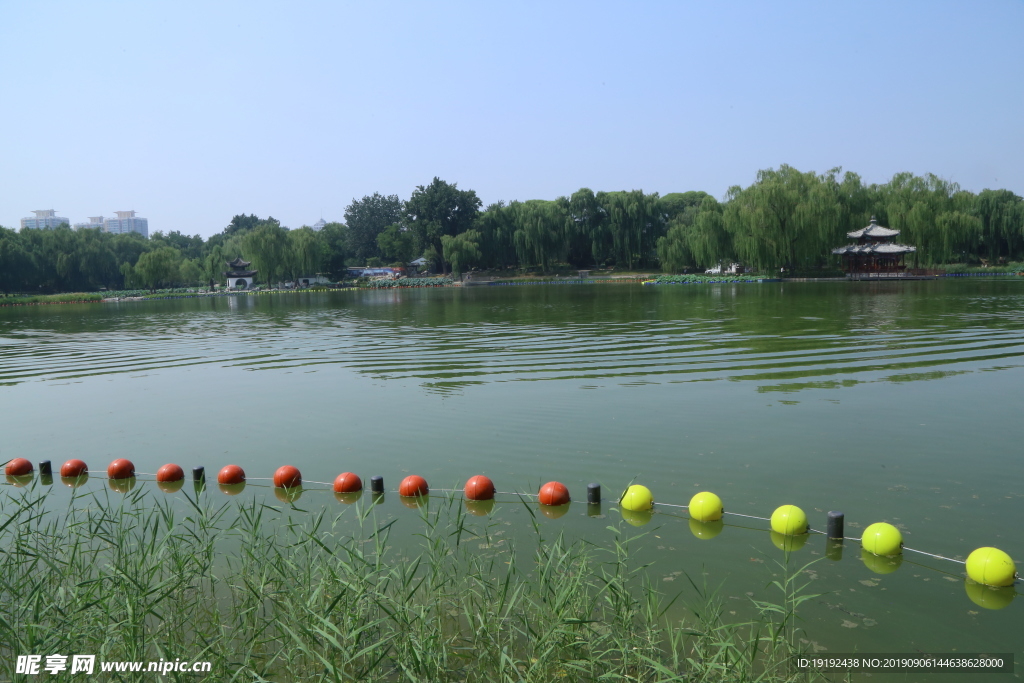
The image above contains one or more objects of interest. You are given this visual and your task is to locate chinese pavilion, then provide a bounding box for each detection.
[832,216,916,278]
[224,257,258,290]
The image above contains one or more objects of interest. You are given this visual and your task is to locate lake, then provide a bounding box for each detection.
[2,280,1022,672]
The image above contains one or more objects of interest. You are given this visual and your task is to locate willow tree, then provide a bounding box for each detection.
[0,228,36,293]
[475,202,518,269]
[134,246,182,290]
[441,229,482,277]
[509,200,567,273]
[724,166,844,271]
[975,189,1024,261]
[597,190,662,270]
[564,188,606,268]
[657,196,731,272]
[286,227,326,279]
[241,223,290,285]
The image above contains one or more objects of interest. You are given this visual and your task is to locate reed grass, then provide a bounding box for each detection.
[0,484,829,682]
[1,292,104,305]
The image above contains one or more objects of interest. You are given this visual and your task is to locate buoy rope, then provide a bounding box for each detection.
[903,546,966,565]
[723,511,773,523]
[18,470,1013,576]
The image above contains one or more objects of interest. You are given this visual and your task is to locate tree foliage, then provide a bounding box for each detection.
[406,178,482,273]
[344,193,403,263]
[2,168,1023,294]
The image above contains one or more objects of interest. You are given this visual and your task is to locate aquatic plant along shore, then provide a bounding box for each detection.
[0,486,824,682]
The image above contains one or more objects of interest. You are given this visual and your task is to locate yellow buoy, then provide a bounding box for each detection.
[861,549,903,575]
[689,518,724,540]
[689,491,723,522]
[964,580,1016,610]
[861,522,903,556]
[620,484,654,511]
[965,547,1017,588]
[770,505,808,536]
[770,530,808,552]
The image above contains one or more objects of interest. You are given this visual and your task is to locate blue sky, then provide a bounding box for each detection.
[2,1,1021,238]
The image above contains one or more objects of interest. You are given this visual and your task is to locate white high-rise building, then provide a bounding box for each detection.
[312,218,326,232]
[104,210,149,238]
[74,216,106,231]
[21,209,69,230]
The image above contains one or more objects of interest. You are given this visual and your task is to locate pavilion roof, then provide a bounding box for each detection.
[832,243,916,255]
[226,257,252,268]
[847,216,900,239]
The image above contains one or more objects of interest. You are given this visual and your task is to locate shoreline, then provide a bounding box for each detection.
[2,271,1021,308]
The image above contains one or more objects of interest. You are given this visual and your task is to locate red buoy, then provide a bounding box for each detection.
[538,481,570,506]
[464,475,495,501]
[156,463,185,482]
[273,465,302,489]
[107,458,135,480]
[218,464,246,485]
[60,459,88,478]
[399,475,429,497]
[5,458,33,477]
[333,472,362,493]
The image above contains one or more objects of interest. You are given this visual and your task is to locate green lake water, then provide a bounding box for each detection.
[2,281,1023,677]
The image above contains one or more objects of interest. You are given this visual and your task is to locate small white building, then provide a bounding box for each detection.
[297,275,331,286]
[224,257,258,289]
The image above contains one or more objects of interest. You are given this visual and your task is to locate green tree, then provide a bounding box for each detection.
[0,228,36,293]
[405,178,482,273]
[286,227,326,279]
[974,189,1024,261]
[319,222,350,279]
[241,222,290,285]
[509,200,567,273]
[475,202,518,270]
[134,247,182,289]
[596,190,663,269]
[723,166,844,271]
[223,214,264,236]
[441,230,482,277]
[344,193,403,263]
[376,224,417,264]
[179,258,204,285]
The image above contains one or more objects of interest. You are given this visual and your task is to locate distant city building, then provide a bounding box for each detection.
[312,218,326,232]
[73,216,106,231]
[104,210,149,238]
[21,209,69,230]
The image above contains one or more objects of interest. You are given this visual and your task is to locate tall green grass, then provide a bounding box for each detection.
[0,484,828,681]
[0,292,104,305]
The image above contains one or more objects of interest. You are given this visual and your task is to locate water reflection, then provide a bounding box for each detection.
[964,581,1016,610]
[2,283,1023,395]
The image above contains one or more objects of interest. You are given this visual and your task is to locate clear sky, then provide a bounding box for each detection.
[2,1,1021,238]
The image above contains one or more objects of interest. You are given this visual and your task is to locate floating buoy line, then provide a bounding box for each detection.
[3,457,1018,610]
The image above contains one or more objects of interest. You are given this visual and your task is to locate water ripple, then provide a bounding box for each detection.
[2,284,1023,392]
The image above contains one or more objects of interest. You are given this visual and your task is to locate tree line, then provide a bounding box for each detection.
[2,167,1022,293]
